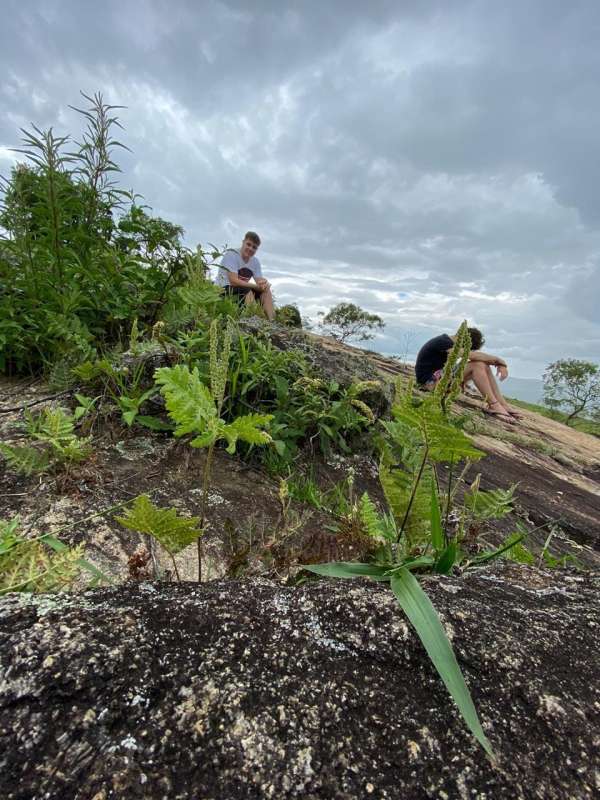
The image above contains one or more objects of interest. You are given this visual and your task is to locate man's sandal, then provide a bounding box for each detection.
[483,401,517,423]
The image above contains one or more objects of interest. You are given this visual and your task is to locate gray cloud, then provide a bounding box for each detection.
[1,0,600,376]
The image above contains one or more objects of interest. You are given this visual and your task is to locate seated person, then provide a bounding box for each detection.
[216,231,275,321]
[414,328,521,421]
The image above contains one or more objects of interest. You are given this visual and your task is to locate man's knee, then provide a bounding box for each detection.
[470,361,487,374]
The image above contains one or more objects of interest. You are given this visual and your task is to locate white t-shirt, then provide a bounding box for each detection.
[216,249,263,287]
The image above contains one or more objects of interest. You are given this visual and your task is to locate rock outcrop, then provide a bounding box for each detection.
[1,564,598,799]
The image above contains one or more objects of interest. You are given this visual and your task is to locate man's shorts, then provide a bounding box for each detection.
[419,363,461,390]
[224,285,256,305]
[419,369,444,390]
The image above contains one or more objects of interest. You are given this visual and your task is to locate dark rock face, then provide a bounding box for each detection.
[1,564,598,799]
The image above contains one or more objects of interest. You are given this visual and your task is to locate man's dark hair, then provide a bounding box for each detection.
[467,327,485,350]
[244,231,261,246]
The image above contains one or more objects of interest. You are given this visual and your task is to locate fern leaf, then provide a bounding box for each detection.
[358,493,385,540]
[155,364,217,439]
[464,485,515,520]
[0,443,50,476]
[115,494,203,555]
[221,413,273,454]
[0,531,83,595]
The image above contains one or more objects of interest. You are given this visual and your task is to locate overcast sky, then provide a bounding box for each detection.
[1,1,599,377]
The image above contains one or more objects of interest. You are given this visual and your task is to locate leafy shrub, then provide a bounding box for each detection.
[0,93,197,374]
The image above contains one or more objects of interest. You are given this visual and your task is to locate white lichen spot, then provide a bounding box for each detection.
[538,694,567,717]
[120,734,138,750]
[407,740,421,762]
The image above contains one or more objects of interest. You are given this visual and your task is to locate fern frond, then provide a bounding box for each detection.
[222,413,273,454]
[0,521,83,595]
[155,364,217,439]
[115,494,203,555]
[464,485,515,520]
[0,443,50,475]
[27,406,75,445]
[358,493,384,540]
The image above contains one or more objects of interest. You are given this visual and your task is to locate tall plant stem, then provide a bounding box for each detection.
[396,445,429,543]
[197,444,216,582]
[169,551,182,583]
[443,457,455,542]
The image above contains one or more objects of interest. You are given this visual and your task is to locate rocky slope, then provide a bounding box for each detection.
[1,326,599,799]
[1,324,599,579]
[1,564,598,799]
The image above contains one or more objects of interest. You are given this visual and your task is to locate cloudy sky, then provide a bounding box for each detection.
[1,1,599,377]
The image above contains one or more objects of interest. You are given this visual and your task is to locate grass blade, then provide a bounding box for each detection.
[390,568,493,756]
[303,562,389,579]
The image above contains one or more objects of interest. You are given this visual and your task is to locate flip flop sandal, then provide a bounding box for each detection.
[483,405,516,423]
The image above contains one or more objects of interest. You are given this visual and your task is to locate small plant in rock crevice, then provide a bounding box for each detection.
[304,321,521,757]
[0,403,94,476]
[115,494,203,582]
[0,512,112,595]
[155,318,273,580]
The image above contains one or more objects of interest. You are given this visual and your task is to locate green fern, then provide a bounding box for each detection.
[464,484,515,520]
[0,443,50,475]
[155,364,272,454]
[115,494,203,556]
[0,518,83,595]
[26,406,92,464]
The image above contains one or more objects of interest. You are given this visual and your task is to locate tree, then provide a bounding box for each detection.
[319,302,385,344]
[543,359,600,425]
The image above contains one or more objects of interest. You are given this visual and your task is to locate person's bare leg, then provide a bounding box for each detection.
[259,287,275,321]
[244,290,257,308]
[484,365,523,418]
[464,362,513,419]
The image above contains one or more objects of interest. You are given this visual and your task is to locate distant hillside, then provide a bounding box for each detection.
[502,376,544,404]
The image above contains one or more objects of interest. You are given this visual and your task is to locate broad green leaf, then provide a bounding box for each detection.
[273,439,287,457]
[390,568,493,756]
[435,542,457,574]
[135,416,174,431]
[122,410,137,426]
[303,562,390,579]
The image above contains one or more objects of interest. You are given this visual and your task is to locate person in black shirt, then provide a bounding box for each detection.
[414,328,521,421]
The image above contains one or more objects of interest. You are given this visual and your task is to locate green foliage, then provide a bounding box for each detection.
[463,483,515,521]
[0,444,50,476]
[155,320,273,580]
[319,302,385,343]
[0,92,200,374]
[0,405,92,476]
[380,370,484,549]
[115,495,202,556]
[274,304,302,328]
[0,516,111,595]
[543,359,600,425]
[389,569,493,756]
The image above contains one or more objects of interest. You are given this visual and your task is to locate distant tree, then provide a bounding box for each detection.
[319,302,385,344]
[542,359,600,425]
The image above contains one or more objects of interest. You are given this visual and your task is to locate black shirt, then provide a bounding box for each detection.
[414,334,454,384]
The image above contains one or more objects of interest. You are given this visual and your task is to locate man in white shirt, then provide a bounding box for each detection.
[216,231,275,321]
